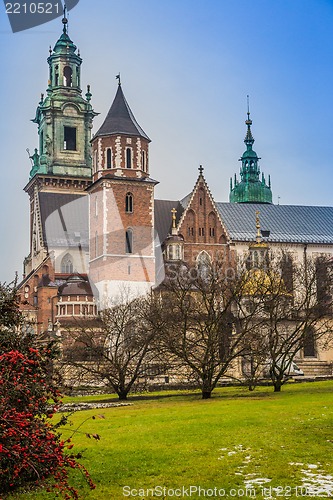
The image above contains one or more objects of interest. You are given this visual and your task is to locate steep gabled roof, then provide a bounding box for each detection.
[154,200,184,244]
[94,85,150,141]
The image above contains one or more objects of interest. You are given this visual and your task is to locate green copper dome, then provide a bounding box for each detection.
[229,107,273,204]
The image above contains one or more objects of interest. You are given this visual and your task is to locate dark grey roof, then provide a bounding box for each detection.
[154,200,184,244]
[94,85,150,141]
[39,192,88,248]
[216,203,333,244]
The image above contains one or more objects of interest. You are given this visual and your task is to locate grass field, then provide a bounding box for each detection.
[6,381,333,499]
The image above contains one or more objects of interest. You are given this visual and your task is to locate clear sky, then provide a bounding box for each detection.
[0,0,332,283]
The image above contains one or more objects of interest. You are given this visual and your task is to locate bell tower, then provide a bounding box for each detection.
[29,9,97,179]
[23,9,97,278]
[229,98,272,204]
[88,80,157,306]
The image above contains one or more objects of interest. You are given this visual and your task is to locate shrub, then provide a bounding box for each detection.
[0,282,95,498]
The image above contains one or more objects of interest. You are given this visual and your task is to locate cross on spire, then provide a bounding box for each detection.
[198,165,204,175]
[116,73,121,86]
[171,207,177,229]
[62,3,68,33]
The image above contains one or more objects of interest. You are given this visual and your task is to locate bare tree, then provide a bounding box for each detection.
[146,261,264,399]
[60,292,157,400]
[245,251,333,392]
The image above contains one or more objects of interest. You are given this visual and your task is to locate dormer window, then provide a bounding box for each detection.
[126,148,132,169]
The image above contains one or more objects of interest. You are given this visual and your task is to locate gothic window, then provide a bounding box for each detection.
[63,66,73,87]
[125,193,133,213]
[61,254,73,274]
[94,151,98,172]
[187,210,195,239]
[64,127,76,150]
[106,148,112,169]
[197,251,211,280]
[125,229,133,254]
[198,227,205,237]
[208,212,216,239]
[126,148,132,169]
[142,150,146,171]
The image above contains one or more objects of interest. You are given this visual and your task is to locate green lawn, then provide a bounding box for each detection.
[6,381,333,499]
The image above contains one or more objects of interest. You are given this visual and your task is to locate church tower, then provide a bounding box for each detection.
[88,80,157,306]
[23,10,97,278]
[229,103,272,204]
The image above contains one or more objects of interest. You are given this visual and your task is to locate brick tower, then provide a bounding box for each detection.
[88,80,157,306]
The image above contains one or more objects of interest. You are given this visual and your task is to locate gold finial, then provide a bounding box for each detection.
[171,208,177,229]
[171,208,178,236]
[255,210,261,243]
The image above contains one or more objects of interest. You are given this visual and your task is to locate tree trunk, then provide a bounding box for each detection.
[273,381,282,392]
[202,391,212,399]
[117,390,128,400]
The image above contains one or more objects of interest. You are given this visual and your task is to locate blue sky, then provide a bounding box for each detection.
[0,0,332,283]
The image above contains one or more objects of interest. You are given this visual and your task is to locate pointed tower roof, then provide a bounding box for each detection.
[94,83,150,141]
[229,99,273,204]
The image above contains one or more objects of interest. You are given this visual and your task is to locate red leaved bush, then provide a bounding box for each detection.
[0,282,95,498]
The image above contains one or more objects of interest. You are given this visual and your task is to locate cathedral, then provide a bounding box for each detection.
[18,14,333,379]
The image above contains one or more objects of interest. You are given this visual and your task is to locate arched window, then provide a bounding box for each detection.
[106,148,112,169]
[125,229,133,254]
[63,66,73,87]
[197,251,211,280]
[208,212,216,239]
[55,65,59,86]
[76,66,80,87]
[126,148,132,169]
[187,209,195,239]
[94,151,98,172]
[142,150,146,171]
[125,193,133,213]
[61,254,73,274]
